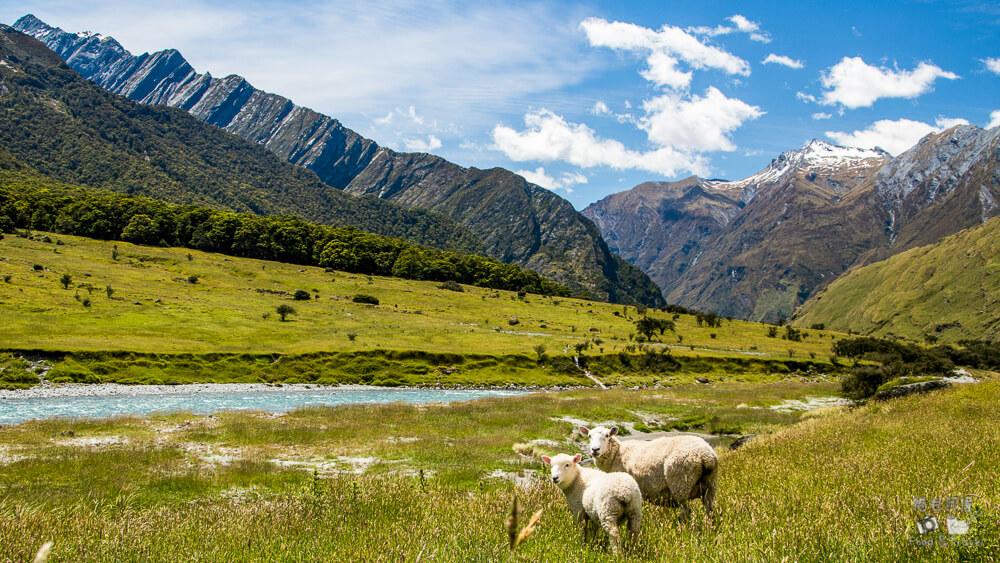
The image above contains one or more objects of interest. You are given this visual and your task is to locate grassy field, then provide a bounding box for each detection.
[1,231,847,387]
[0,379,996,561]
[795,216,1000,343]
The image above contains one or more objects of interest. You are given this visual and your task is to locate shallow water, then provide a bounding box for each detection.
[0,386,528,425]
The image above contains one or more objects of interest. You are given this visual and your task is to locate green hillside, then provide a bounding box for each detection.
[0,27,481,254]
[0,230,844,387]
[794,216,1000,342]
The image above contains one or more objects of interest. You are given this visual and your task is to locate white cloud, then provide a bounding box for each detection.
[826,116,969,155]
[20,0,592,134]
[982,58,1000,74]
[591,101,610,115]
[403,135,442,152]
[819,57,959,108]
[812,112,833,120]
[492,109,708,176]
[581,17,750,90]
[687,15,771,43]
[515,167,587,193]
[762,54,803,69]
[796,92,817,103]
[988,110,1000,129]
[638,87,764,152]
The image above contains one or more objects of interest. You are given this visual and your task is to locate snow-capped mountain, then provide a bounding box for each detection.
[585,128,1000,321]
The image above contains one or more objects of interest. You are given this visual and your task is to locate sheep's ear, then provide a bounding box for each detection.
[541,456,551,465]
[610,426,619,436]
[572,454,582,464]
[579,426,589,436]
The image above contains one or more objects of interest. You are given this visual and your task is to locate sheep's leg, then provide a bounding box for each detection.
[703,481,716,518]
[603,519,622,555]
[629,509,642,548]
[679,501,690,521]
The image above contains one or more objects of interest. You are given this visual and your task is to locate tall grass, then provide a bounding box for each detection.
[0,381,996,560]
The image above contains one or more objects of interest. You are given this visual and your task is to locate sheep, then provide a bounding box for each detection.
[541,453,642,554]
[581,425,717,519]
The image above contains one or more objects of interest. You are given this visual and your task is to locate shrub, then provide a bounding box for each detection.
[32,264,43,271]
[352,294,379,305]
[293,289,311,301]
[82,298,91,307]
[105,286,114,299]
[60,273,72,289]
[187,275,199,284]
[2,275,9,283]
[438,280,463,292]
[347,333,358,341]
[507,317,519,326]
[276,304,296,321]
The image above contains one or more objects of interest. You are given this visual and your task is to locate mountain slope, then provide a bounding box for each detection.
[0,24,482,255]
[584,140,890,319]
[794,216,1000,342]
[586,129,1000,321]
[14,14,664,306]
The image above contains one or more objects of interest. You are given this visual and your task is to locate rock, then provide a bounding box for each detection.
[695,377,710,384]
[729,434,758,451]
[874,379,952,401]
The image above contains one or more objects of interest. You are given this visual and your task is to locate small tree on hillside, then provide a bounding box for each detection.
[59,274,72,289]
[276,304,296,322]
[533,344,546,363]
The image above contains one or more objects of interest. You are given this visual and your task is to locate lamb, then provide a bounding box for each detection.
[582,425,717,519]
[541,453,642,554]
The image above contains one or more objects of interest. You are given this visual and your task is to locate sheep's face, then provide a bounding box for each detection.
[583,425,617,457]
[542,453,581,489]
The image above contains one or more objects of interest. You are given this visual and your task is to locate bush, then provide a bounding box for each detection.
[32,264,43,271]
[352,294,379,305]
[437,280,463,292]
[293,290,311,301]
[187,275,199,284]
[841,366,888,401]
[60,273,72,289]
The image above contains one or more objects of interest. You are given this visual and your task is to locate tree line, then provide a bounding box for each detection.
[0,181,571,296]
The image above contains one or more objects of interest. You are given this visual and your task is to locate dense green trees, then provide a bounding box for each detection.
[0,181,570,296]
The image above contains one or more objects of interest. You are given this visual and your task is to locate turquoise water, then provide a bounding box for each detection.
[0,387,528,426]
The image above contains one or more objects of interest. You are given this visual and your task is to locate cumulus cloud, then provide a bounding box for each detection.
[826,116,969,155]
[983,58,1000,74]
[638,87,764,152]
[812,112,833,120]
[492,109,709,176]
[762,53,803,69]
[989,110,1000,129]
[687,15,771,43]
[515,167,587,193]
[819,57,959,108]
[403,135,442,152]
[581,17,750,90]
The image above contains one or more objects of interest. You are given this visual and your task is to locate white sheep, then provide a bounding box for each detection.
[541,453,642,554]
[582,426,717,519]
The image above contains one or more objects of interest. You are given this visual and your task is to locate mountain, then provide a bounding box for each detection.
[588,126,1000,322]
[13,15,664,306]
[584,140,891,319]
[0,24,483,256]
[794,215,1000,343]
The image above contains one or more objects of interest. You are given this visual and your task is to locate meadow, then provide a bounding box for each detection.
[0,232,844,387]
[0,379,996,561]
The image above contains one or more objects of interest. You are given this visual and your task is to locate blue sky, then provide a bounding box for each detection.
[3,1,999,208]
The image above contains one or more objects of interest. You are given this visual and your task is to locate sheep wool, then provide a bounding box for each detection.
[542,453,642,554]
[584,426,717,518]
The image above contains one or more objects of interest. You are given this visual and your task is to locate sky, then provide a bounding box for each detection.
[3,1,999,208]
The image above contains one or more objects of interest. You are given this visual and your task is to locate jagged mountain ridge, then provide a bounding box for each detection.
[586,130,1000,322]
[0,24,484,255]
[14,14,664,306]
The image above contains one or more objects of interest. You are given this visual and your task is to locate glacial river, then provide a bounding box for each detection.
[0,385,529,425]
